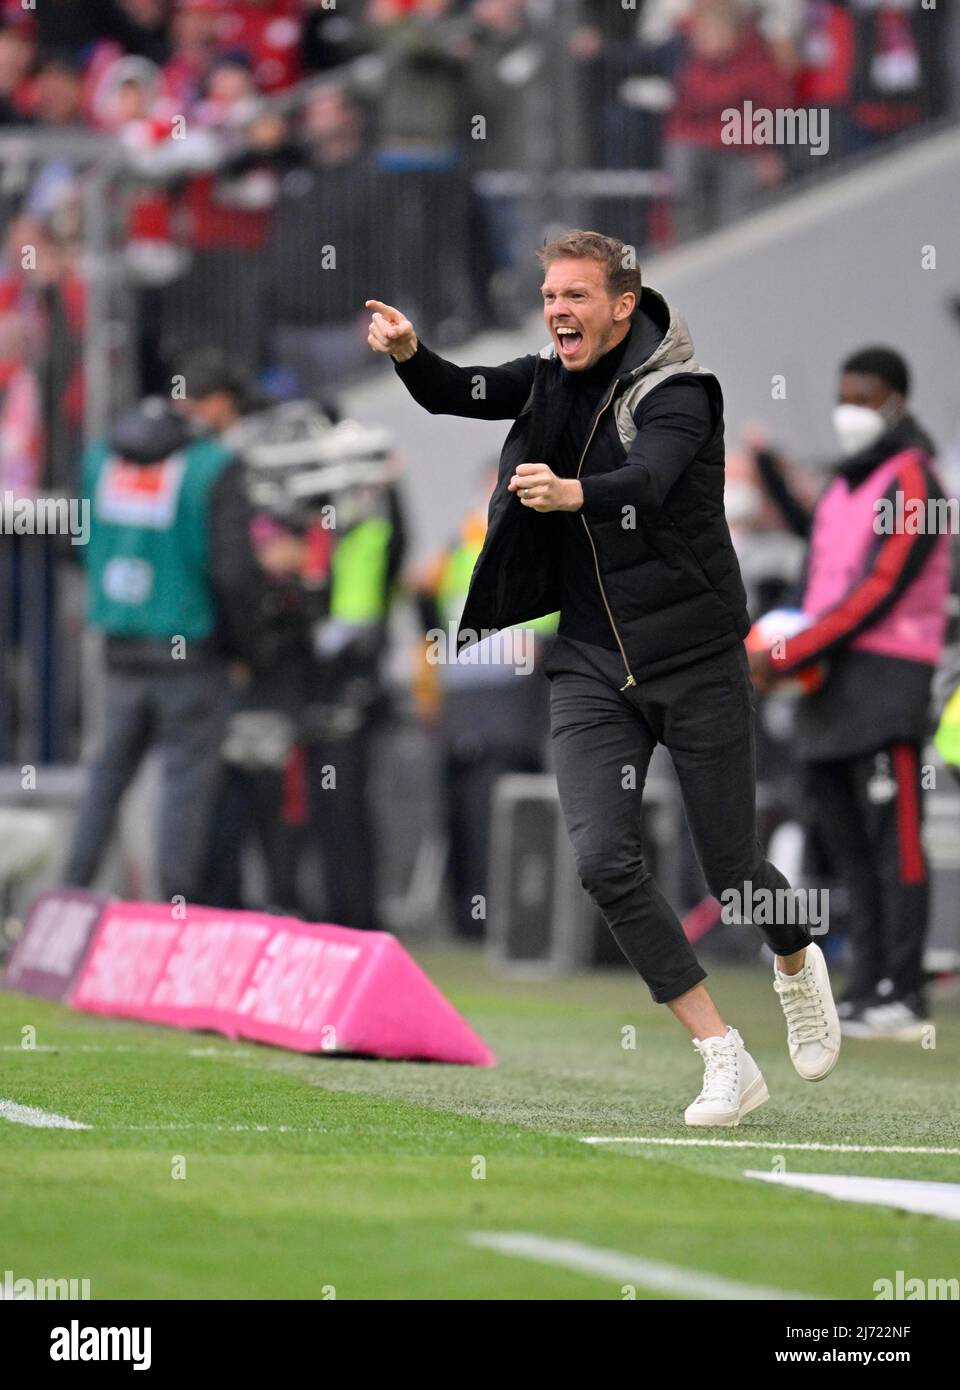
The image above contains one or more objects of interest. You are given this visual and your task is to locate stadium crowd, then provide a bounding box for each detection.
[0,1,950,412]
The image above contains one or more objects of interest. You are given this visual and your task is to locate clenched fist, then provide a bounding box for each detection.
[508,462,583,513]
[365,299,418,363]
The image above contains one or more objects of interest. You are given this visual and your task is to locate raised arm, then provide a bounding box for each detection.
[365,299,536,421]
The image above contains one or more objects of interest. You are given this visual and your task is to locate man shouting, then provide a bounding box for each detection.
[367,229,840,1125]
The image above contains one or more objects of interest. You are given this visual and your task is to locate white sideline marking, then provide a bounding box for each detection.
[581,1137,960,1156]
[0,1044,249,1057]
[114,1123,325,1133]
[745,1171,960,1222]
[468,1232,812,1300]
[0,1104,323,1134]
[0,1099,91,1130]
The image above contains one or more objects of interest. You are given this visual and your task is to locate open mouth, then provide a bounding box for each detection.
[555,326,583,357]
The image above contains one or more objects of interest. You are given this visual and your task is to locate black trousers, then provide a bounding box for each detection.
[543,636,811,1003]
[803,745,928,1001]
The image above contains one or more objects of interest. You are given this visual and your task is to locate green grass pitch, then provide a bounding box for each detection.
[2,949,959,1300]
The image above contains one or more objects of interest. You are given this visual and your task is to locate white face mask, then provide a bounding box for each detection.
[832,402,889,456]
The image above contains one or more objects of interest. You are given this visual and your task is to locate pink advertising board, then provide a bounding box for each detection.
[5,892,495,1067]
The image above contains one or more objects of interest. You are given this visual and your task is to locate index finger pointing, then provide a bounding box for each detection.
[365,300,401,323]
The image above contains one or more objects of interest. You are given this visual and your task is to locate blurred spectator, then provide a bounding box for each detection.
[363,0,472,162]
[215,0,303,94]
[162,0,220,112]
[269,85,376,394]
[795,0,867,164]
[301,0,369,75]
[797,1,944,163]
[664,0,792,238]
[104,0,170,66]
[846,0,939,150]
[466,0,543,325]
[0,297,42,498]
[194,49,262,129]
[31,49,86,131]
[641,0,804,74]
[365,0,475,339]
[0,295,46,763]
[570,0,670,177]
[157,54,281,374]
[0,215,85,494]
[91,54,165,137]
[0,25,37,125]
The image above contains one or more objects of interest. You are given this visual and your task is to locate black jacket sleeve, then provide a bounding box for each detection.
[393,341,537,420]
[578,376,715,520]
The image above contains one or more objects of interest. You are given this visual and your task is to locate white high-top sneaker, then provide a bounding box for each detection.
[684,1026,769,1127]
[774,942,841,1080]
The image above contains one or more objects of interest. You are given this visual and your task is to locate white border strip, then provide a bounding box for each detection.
[468,1232,813,1300]
[745,1170,960,1222]
[581,1137,960,1156]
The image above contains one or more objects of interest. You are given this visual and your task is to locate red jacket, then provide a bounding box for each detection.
[667,30,792,150]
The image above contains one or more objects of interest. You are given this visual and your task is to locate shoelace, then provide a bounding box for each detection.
[693,1039,740,1105]
[775,970,827,1044]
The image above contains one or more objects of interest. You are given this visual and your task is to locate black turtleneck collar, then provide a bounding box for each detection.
[562,331,630,394]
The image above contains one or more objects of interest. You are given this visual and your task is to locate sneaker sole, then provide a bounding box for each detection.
[685,1073,770,1128]
[793,1049,840,1082]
